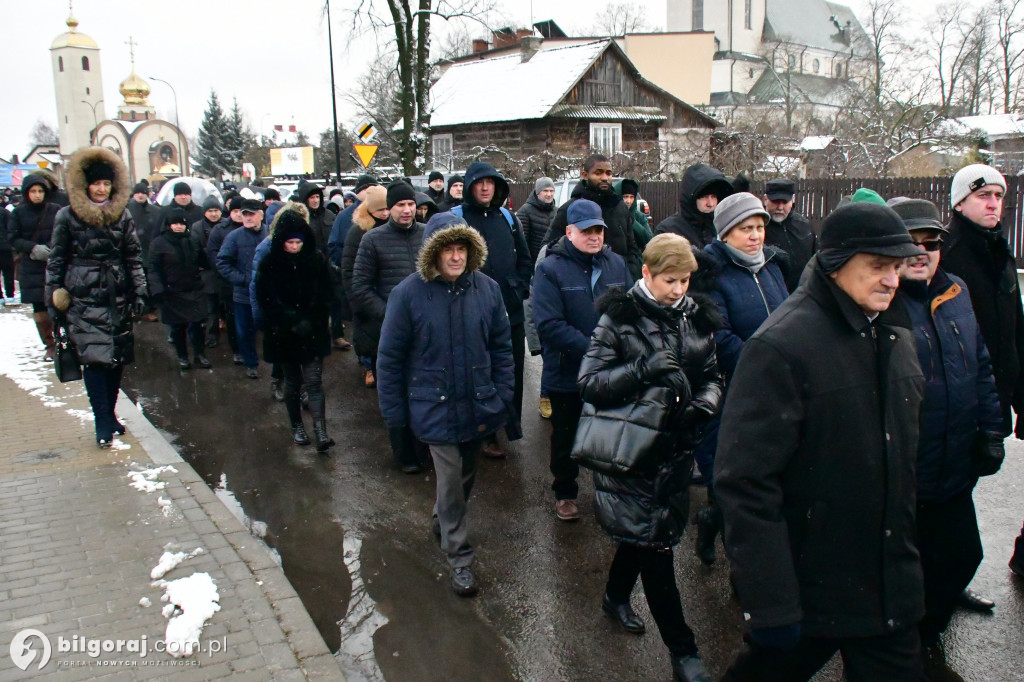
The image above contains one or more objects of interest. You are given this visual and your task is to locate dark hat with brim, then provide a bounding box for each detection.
[887,197,947,233]
[820,203,925,259]
[240,198,264,213]
[765,177,796,200]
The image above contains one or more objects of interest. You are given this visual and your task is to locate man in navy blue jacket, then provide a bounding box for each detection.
[377,212,514,597]
[892,198,1005,682]
[532,200,630,521]
[216,199,267,379]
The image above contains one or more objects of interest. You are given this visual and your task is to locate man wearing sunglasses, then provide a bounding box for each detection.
[891,197,1006,682]
[938,165,1024,590]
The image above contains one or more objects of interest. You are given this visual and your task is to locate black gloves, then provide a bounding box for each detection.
[639,350,679,381]
[970,431,1005,477]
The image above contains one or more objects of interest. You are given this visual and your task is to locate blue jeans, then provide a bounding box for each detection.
[233,302,258,368]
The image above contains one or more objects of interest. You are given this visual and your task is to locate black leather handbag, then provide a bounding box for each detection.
[53,323,82,383]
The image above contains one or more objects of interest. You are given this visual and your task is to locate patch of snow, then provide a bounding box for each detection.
[153,572,221,658]
[139,597,152,607]
[150,547,204,580]
[128,465,178,493]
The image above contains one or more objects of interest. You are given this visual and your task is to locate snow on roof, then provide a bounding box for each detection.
[949,114,1024,138]
[429,41,609,127]
[800,135,835,150]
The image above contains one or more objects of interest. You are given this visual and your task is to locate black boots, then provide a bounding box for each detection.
[291,422,311,446]
[693,506,721,566]
[602,594,646,634]
[313,420,334,453]
[672,654,712,682]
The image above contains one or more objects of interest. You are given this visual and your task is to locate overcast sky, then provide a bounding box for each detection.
[3,0,963,163]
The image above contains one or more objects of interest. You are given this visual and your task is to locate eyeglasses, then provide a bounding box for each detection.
[912,239,943,252]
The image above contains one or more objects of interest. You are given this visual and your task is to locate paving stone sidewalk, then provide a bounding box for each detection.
[0,361,345,681]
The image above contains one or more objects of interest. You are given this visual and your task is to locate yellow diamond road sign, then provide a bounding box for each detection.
[354,144,378,168]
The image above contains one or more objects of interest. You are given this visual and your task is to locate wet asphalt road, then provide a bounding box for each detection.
[121,321,1024,682]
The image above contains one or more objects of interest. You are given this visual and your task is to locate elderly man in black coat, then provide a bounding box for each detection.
[762,178,817,291]
[716,203,928,682]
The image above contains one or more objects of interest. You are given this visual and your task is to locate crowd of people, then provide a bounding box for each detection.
[3,145,1023,681]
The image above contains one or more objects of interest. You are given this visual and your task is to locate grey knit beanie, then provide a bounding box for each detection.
[534,177,555,193]
[714,192,770,239]
[950,164,1005,208]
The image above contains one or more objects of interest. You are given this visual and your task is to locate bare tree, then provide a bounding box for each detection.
[996,0,1024,112]
[30,120,59,146]
[922,4,989,115]
[857,0,904,108]
[338,0,494,174]
[589,1,652,36]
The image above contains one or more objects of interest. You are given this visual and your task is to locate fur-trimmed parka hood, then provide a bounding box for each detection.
[417,212,488,282]
[268,201,309,235]
[596,285,723,337]
[66,146,131,227]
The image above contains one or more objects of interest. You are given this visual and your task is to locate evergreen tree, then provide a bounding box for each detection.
[194,90,231,179]
[225,98,254,170]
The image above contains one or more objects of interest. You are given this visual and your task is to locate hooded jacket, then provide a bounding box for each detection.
[577,286,724,549]
[294,183,334,263]
[376,214,514,444]
[543,179,636,268]
[126,195,160,258]
[9,174,61,304]
[715,256,925,638]
[941,209,1024,434]
[690,240,789,376]
[414,192,439,223]
[654,164,734,250]
[532,237,630,393]
[900,269,1004,502]
[255,212,333,364]
[516,189,556,263]
[249,202,310,329]
[158,199,204,234]
[146,214,210,325]
[45,147,147,366]
[459,162,533,325]
[349,216,425,356]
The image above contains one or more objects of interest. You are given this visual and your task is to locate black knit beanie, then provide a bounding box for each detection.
[84,162,115,184]
[386,181,417,209]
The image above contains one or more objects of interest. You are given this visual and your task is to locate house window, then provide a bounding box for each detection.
[82,56,90,71]
[693,0,703,30]
[744,0,753,29]
[58,56,64,72]
[86,87,90,95]
[432,134,453,171]
[812,58,820,74]
[835,63,843,78]
[590,123,622,155]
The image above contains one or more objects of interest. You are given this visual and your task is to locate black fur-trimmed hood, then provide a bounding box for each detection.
[65,146,131,227]
[596,285,723,337]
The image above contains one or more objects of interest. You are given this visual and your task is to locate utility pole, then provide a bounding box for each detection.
[326,0,342,181]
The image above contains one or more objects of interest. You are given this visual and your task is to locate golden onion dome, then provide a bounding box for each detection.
[119,71,151,105]
[51,16,99,50]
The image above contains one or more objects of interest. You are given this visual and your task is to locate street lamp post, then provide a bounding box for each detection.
[148,76,186,176]
[325,0,342,181]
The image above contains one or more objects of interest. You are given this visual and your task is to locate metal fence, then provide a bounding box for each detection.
[509,176,1024,264]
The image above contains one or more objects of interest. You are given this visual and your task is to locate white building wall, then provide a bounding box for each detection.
[51,45,106,156]
[666,0,765,52]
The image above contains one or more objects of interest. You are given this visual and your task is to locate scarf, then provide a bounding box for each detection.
[722,242,767,274]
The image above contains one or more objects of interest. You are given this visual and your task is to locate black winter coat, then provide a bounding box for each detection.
[765,212,817,292]
[127,198,161,258]
[516,190,556,263]
[577,287,724,549]
[9,200,60,304]
[0,207,9,251]
[45,147,147,367]
[654,164,734,250]
[158,201,204,235]
[901,270,1004,502]
[147,228,210,325]
[206,218,241,299]
[715,256,925,638]
[255,220,332,364]
[191,217,222,295]
[459,162,533,326]
[349,218,424,356]
[941,210,1024,433]
[544,180,635,267]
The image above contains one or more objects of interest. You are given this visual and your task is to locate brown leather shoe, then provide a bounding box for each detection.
[364,369,376,388]
[555,499,581,521]
[481,440,504,458]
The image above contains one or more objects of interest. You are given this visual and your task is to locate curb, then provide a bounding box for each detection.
[118,391,346,681]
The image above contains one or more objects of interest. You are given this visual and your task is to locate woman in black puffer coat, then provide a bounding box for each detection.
[256,209,335,452]
[45,146,147,447]
[576,233,723,682]
[9,174,61,358]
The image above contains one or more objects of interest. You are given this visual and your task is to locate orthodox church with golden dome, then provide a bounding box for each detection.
[51,11,188,183]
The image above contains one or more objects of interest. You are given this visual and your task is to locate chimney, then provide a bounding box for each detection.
[472,39,489,53]
[520,36,542,62]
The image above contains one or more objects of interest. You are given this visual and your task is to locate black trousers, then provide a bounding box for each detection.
[282,359,324,423]
[917,490,983,646]
[548,391,582,500]
[721,627,923,682]
[169,322,206,360]
[0,249,14,298]
[83,365,124,441]
[606,543,698,657]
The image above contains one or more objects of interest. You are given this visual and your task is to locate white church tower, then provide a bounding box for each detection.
[51,11,106,156]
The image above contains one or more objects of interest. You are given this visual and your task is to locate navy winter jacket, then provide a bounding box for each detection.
[216,224,267,305]
[377,219,514,445]
[691,240,789,376]
[533,237,630,393]
[328,200,358,266]
[901,270,1004,502]
[459,162,533,326]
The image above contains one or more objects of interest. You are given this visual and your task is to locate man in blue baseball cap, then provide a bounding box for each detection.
[533,199,631,521]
